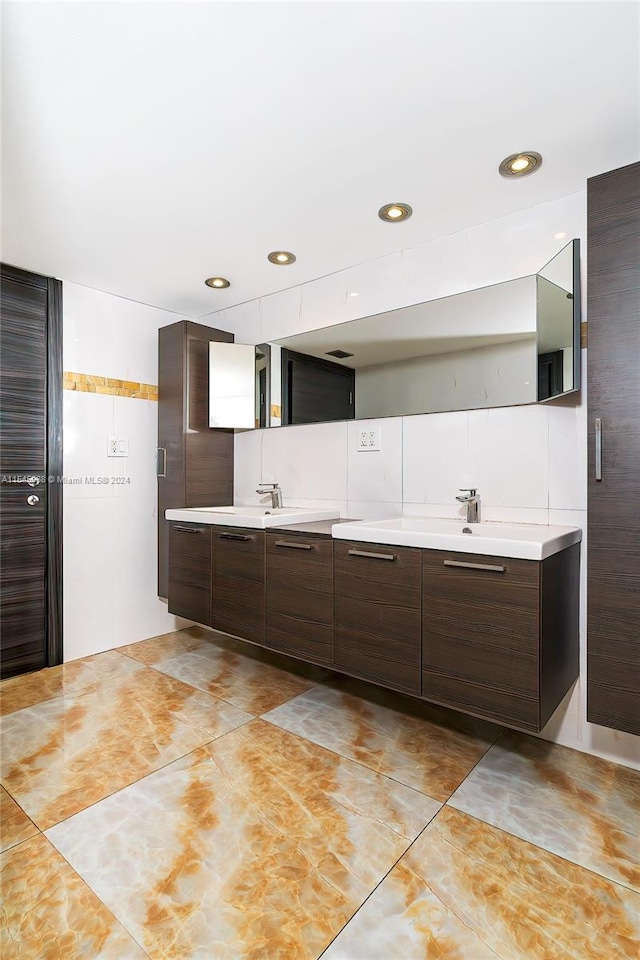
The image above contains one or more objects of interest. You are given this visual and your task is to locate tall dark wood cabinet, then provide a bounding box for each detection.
[587,160,640,736]
[157,320,234,598]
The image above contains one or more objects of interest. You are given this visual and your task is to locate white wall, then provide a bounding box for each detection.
[62,282,191,661]
[204,190,639,772]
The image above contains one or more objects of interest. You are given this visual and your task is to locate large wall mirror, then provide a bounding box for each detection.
[248,239,580,428]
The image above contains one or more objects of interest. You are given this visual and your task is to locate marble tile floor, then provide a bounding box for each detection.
[1,626,638,959]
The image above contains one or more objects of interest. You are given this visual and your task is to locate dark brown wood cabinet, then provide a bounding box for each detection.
[165,518,581,732]
[157,321,234,598]
[587,160,640,736]
[211,527,266,645]
[334,540,422,695]
[422,546,580,731]
[265,530,334,665]
[167,522,212,625]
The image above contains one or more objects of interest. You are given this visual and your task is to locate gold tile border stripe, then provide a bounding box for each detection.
[580,321,587,349]
[63,372,158,400]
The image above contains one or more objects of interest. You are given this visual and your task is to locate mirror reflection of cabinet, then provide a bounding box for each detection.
[281,349,355,425]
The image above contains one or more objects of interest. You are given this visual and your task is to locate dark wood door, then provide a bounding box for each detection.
[265,531,334,665]
[0,266,62,679]
[587,161,640,736]
[211,527,265,645]
[334,540,421,695]
[282,349,355,425]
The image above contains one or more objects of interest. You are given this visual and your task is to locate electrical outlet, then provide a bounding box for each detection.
[107,437,129,457]
[356,426,381,452]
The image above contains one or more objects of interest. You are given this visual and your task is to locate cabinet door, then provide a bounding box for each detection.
[266,532,333,665]
[422,550,540,730]
[587,161,640,736]
[334,540,421,695]
[211,527,265,644]
[168,523,212,624]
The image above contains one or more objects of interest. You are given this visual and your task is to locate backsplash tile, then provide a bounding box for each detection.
[261,420,348,501]
[347,418,403,504]
[468,405,549,509]
[403,411,469,507]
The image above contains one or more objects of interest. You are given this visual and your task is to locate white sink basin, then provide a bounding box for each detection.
[332,516,582,560]
[165,505,340,529]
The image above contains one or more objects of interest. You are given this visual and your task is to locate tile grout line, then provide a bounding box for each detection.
[441,803,640,897]
[42,833,154,960]
[316,802,445,959]
[34,718,257,836]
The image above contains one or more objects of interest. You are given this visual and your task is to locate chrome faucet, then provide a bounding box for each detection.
[256,482,283,509]
[456,488,481,523]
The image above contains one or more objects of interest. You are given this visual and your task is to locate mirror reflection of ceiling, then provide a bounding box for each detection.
[276,276,537,369]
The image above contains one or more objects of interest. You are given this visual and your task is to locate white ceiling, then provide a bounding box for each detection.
[2,2,638,318]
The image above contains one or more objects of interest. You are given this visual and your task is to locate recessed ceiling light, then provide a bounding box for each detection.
[205,277,230,289]
[499,152,543,179]
[268,251,296,265]
[378,202,413,222]
[349,292,359,297]
[554,232,567,240]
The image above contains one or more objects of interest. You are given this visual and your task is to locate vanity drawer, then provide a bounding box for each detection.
[265,531,333,665]
[422,548,540,722]
[168,523,212,589]
[422,670,539,731]
[168,580,211,626]
[211,526,265,645]
[334,540,421,695]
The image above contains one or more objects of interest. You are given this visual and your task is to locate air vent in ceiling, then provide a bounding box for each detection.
[325,349,354,359]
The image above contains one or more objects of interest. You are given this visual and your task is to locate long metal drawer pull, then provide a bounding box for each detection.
[219,533,252,541]
[275,540,313,550]
[444,559,505,573]
[173,525,204,533]
[595,417,602,481]
[348,549,396,561]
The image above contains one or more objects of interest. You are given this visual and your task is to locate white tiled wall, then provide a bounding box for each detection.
[215,191,639,771]
[62,283,192,661]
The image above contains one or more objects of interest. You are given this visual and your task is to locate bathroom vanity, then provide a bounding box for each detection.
[165,509,581,733]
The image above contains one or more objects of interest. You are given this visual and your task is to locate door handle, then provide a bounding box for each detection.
[156,447,167,478]
[595,418,602,481]
[348,549,396,561]
[275,540,313,550]
[443,559,505,573]
[27,495,40,506]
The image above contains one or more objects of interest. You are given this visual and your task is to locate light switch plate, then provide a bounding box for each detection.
[356,426,381,452]
[107,437,128,457]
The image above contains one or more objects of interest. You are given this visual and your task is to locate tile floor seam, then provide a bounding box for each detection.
[138,654,320,717]
[259,715,450,805]
[316,801,444,959]
[1,838,151,958]
[35,726,253,835]
[223,720,433,846]
[137,658,266,716]
[441,803,639,895]
[1,693,253,830]
[25,833,154,960]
